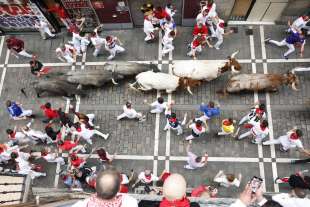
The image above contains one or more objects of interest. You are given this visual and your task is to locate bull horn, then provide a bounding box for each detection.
[291,82,299,91]
[187,86,193,95]
[111,78,118,85]
[231,50,239,58]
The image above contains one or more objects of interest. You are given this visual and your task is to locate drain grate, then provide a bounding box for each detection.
[245,28,253,36]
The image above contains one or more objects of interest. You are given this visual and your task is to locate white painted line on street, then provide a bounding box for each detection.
[169,156,260,162]
[153,31,163,177]
[0,36,5,58]
[260,25,279,192]
[249,26,266,191]
[267,58,310,63]
[0,50,10,97]
[228,21,275,25]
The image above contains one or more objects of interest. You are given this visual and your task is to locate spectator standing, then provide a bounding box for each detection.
[6,36,33,59]
[72,169,138,207]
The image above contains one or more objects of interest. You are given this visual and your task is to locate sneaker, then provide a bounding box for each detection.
[274,177,280,184]
[214,46,220,50]
[264,38,271,43]
[282,55,288,60]
[279,146,288,152]
[107,55,114,60]
[251,139,258,144]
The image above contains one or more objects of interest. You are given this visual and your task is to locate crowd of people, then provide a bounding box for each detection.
[1,0,310,207]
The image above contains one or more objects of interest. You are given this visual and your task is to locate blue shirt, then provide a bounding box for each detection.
[199,104,220,118]
[7,102,23,117]
[286,32,305,45]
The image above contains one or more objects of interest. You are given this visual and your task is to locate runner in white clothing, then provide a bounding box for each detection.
[263,128,310,155]
[55,43,76,63]
[288,15,310,34]
[104,36,125,60]
[34,20,55,40]
[144,14,157,42]
[184,143,208,169]
[162,30,176,55]
[90,25,105,57]
[71,123,109,145]
[213,17,234,50]
[185,120,206,142]
[117,102,146,122]
[149,97,167,113]
[238,119,269,144]
[37,147,65,165]
[21,121,52,144]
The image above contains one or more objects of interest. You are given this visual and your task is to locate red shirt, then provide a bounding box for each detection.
[160,197,190,207]
[191,185,207,197]
[193,24,208,36]
[154,10,169,20]
[59,140,77,151]
[119,184,129,193]
[40,105,59,119]
[7,38,24,53]
[71,156,84,168]
[192,36,206,49]
[48,6,69,19]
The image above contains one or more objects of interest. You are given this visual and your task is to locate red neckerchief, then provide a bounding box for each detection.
[169,117,177,123]
[207,3,213,10]
[219,22,225,28]
[76,127,82,132]
[9,132,16,139]
[196,124,202,131]
[41,151,48,156]
[302,16,308,21]
[290,132,299,140]
[255,108,264,115]
[86,194,123,207]
[159,197,190,207]
[145,174,152,181]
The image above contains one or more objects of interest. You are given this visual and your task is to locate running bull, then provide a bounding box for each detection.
[172,50,241,81]
[219,72,299,93]
[34,79,85,98]
[103,61,159,76]
[129,71,201,95]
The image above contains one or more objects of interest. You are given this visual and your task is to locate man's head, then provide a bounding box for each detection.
[195,120,203,127]
[170,113,176,119]
[10,151,18,160]
[6,100,12,107]
[106,36,113,42]
[262,200,283,207]
[126,101,132,108]
[295,129,303,137]
[202,9,209,16]
[169,30,176,38]
[208,101,215,108]
[96,169,121,200]
[157,96,164,104]
[163,173,187,201]
[45,102,51,109]
[6,129,13,135]
[261,120,268,128]
[259,103,266,111]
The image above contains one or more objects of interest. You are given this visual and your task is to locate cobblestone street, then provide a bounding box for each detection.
[0,24,310,198]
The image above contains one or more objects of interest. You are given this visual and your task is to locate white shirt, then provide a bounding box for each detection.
[144,18,154,33]
[215,19,225,37]
[72,194,138,207]
[189,123,206,136]
[138,172,159,183]
[196,13,208,24]
[279,133,303,149]
[162,32,174,46]
[56,44,74,57]
[187,151,205,169]
[202,3,217,18]
[250,121,269,140]
[122,105,139,119]
[16,152,32,173]
[272,193,310,207]
[151,101,167,112]
[292,16,310,30]
[81,36,90,47]
[214,175,240,188]
[90,35,105,48]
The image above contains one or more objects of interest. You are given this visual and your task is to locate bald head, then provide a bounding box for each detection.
[96,169,121,200]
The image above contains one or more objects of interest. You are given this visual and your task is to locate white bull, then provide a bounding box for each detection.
[172,50,241,81]
[129,71,201,94]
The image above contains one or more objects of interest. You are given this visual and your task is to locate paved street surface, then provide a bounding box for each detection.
[0,25,310,198]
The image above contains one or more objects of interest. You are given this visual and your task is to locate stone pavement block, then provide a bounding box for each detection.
[170,161,258,197]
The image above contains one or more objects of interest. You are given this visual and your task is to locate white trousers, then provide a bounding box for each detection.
[164,122,183,135]
[162,43,174,54]
[269,39,295,57]
[214,34,223,49]
[46,157,65,165]
[239,113,250,125]
[18,50,33,58]
[145,31,155,41]
[117,112,142,120]
[20,109,32,117]
[187,45,202,56]
[106,45,125,60]
[38,27,55,39]
[263,135,290,150]
[63,54,74,63]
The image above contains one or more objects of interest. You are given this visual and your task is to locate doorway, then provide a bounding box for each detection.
[229,0,256,21]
